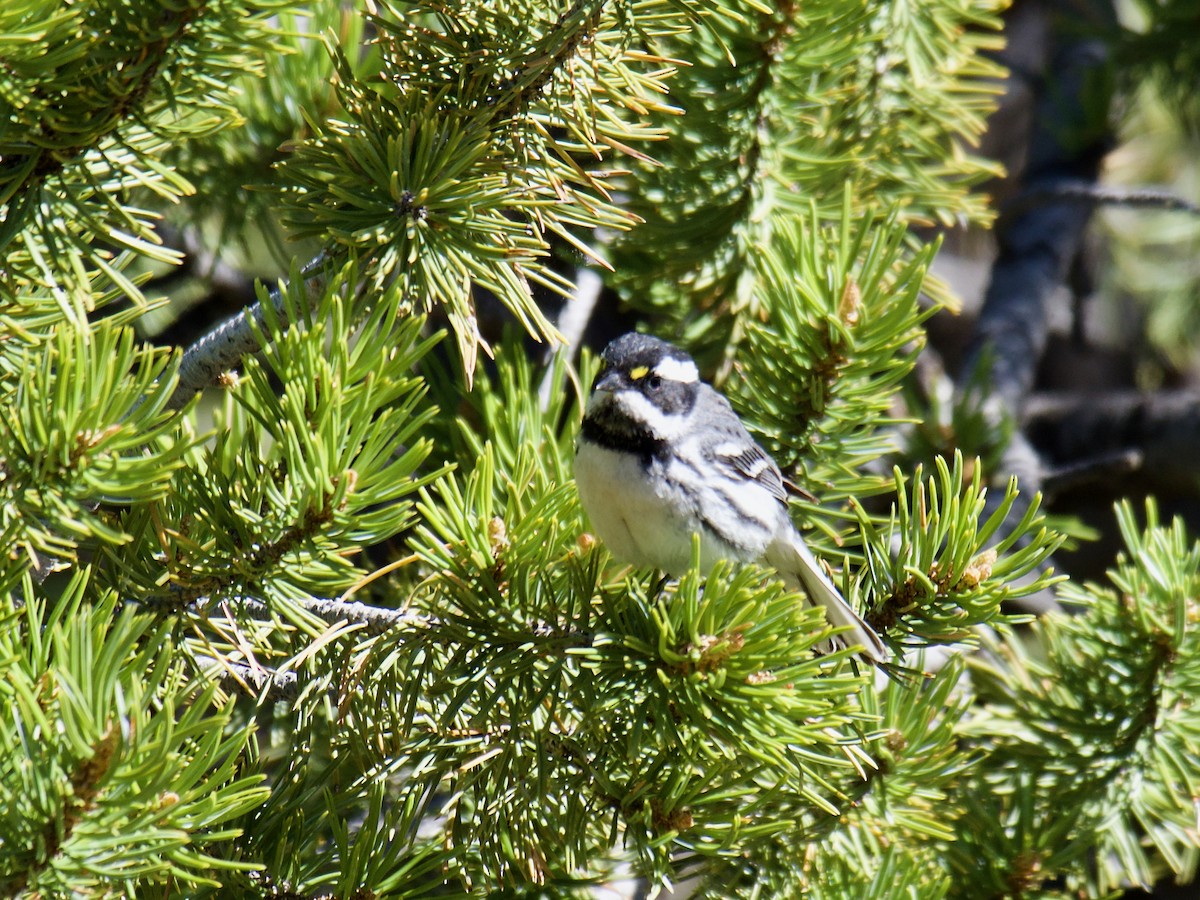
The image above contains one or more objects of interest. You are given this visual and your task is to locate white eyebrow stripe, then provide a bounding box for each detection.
[652,356,699,383]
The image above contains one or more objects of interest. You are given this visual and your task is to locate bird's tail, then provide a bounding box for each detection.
[766,530,888,664]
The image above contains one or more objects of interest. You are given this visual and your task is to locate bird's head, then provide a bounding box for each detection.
[586,333,701,441]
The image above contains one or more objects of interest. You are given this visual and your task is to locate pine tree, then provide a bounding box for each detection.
[2,0,1198,897]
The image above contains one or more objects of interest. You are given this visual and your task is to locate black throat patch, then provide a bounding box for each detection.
[581,414,668,465]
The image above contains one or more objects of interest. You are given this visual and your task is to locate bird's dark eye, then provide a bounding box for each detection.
[646,374,663,391]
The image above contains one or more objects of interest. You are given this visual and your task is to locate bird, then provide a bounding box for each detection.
[574,331,888,663]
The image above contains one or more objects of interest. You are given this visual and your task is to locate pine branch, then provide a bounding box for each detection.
[164,253,328,410]
[858,452,1063,644]
[1005,180,1200,217]
[20,6,201,189]
[0,575,267,894]
[157,590,435,635]
[13,0,1180,895]
[961,25,1113,414]
[536,266,604,410]
[195,655,300,703]
[937,17,1116,624]
[1025,389,1200,487]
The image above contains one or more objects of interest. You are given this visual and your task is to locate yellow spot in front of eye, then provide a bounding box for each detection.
[630,366,649,380]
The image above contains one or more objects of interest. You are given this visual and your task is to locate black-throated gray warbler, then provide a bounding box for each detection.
[575,332,887,663]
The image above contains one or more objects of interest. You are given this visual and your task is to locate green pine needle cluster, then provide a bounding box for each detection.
[608,0,1003,354]
[0,573,265,896]
[1,325,189,575]
[0,0,291,319]
[2,0,1199,896]
[726,197,936,496]
[97,282,444,606]
[955,500,1200,896]
[859,453,1063,647]
[276,0,716,376]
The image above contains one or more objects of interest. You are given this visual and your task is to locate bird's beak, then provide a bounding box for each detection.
[592,368,622,394]
[586,369,622,415]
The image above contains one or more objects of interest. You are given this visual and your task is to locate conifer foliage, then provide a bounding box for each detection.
[2,0,1197,897]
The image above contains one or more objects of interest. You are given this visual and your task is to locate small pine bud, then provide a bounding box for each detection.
[838,277,861,326]
[487,516,509,557]
[959,549,997,589]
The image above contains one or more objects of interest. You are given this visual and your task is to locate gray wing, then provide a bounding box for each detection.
[696,388,788,504]
[716,443,788,502]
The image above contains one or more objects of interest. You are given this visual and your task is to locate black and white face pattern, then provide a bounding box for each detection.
[582,333,701,453]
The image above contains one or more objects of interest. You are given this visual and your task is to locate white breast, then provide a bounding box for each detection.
[574,442,693,573]
[575,441,749,574]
